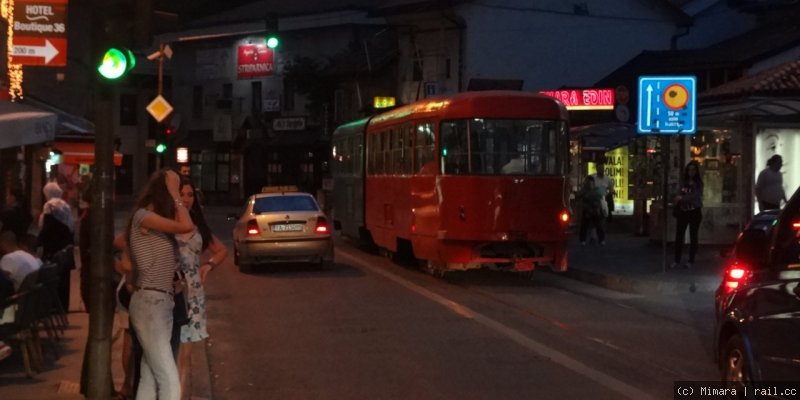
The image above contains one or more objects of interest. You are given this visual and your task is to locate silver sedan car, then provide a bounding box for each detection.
[232,187,334,273]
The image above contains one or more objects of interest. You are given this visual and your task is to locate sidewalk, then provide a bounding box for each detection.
[562,216,729,294]
[0,201,213,399]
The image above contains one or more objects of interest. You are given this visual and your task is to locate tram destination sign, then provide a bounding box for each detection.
[637,76,696,134]
[11,0,68,67]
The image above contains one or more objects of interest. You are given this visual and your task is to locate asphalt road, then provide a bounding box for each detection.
[204,212,719,400]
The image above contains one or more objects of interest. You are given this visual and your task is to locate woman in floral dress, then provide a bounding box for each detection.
[176,177,227,399]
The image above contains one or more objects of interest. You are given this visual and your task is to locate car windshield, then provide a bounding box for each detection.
[253,195,319,213]
[440,118,562,176]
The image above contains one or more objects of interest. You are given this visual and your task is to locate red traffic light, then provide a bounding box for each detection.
[165,127,174,135]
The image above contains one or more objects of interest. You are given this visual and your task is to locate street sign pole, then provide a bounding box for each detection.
[637,76,697,274]
[662,136,669,273]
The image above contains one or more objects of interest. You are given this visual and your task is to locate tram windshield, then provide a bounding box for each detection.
[440,119,562,176]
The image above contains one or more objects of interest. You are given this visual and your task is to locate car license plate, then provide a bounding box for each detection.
[272,223,304,232]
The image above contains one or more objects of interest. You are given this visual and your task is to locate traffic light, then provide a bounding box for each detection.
[155,143,167,153]
[266,34,280,49]
[265,15,279,49]
[98,47,136,80]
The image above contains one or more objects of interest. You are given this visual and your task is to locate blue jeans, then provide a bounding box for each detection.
[130,290,180,400]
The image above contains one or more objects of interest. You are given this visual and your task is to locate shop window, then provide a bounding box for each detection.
[691,131,741,205]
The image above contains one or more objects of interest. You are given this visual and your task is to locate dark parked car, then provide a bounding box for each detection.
[714,187,800,394]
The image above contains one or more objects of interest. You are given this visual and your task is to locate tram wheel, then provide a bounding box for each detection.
[422,260,447,278]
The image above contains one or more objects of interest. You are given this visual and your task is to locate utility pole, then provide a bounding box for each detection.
[85,0,121,397]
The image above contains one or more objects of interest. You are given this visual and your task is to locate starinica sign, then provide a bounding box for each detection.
[237,44,274,79]
[11,0,68,67]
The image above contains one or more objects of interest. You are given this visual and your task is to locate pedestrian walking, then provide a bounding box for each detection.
[578,176,606,246]
[37,181,74,310]
[672,160,704,269]
[755,154,787,212]
[176,176,227,399]
[592,161,615,223]
[126,169,193,400]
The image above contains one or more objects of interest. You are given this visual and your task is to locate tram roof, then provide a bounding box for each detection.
[332,117,370,137]
[368,91,568,130]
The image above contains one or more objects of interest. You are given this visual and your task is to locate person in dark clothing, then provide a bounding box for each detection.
[0,189,33,251]
[37,182,74,311]
[672,160,704,269]
[579,176,606,246]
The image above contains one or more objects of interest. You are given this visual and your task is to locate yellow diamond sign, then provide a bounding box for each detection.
[146,95,174,123]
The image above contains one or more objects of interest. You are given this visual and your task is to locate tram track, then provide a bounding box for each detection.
[334,237,716,396]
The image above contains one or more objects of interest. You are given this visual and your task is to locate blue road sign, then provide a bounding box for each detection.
[637,76,696,134]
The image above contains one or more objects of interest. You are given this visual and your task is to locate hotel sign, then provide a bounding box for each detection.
[540,88,615,111]
[11,0,68,67]
[237,44,273,79]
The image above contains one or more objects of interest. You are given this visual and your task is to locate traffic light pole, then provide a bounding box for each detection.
[87,87,116,399]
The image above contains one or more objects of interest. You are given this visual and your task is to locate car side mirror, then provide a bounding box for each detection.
[227,213,238,221]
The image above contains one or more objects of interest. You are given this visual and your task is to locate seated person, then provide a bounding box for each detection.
[0,231,42,292]
[501,156,526,174]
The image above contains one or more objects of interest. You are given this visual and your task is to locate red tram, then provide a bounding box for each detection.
[331,91,571,274]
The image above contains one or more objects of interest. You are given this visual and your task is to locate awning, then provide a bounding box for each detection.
[0,100,57,149]
[571,123,638,151]
[698,97,800,125]
[52,141,123,166]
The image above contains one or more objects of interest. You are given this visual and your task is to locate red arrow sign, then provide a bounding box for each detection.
[11,0,68,67]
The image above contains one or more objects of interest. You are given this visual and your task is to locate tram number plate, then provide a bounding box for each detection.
[272,223,304,232]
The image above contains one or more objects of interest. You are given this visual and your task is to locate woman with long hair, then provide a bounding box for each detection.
[126,169,193,400]
[175,177,227,399]
[672,160,704,269]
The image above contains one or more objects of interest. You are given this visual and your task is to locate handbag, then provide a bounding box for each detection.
[173,291,190,327]
[172,270,190,327]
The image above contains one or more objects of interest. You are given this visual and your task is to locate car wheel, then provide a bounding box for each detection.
[721,335,750,392]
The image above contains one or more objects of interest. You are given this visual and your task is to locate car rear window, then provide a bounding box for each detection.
[253,195,318,213]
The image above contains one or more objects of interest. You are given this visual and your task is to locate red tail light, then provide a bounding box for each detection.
[792,220,800,229]
[314,216,329,234]
[559,210,570,224]
[723,262,750,293]
[246,220,260,236]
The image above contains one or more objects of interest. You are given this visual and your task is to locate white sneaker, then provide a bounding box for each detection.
[0,341,11,361]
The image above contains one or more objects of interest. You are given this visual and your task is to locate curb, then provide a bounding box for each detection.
[191,338,214,400]
[563,267,720,294]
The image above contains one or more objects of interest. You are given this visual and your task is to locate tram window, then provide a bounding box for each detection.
[344,137,353,174]
[356,139,364,175]
[403,125,414,174]
[441,120,469,175]
[367,134,376,175]
[467,119,559,176]
[383,130,391,175]
[415,122,436,174]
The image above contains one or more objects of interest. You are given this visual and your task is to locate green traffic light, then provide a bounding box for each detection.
[98,48,136,80]
[266,35,279,49]
[155,143,167,153]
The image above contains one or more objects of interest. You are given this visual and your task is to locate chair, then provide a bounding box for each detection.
[37,262,68,334]
[0,285,45,377]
